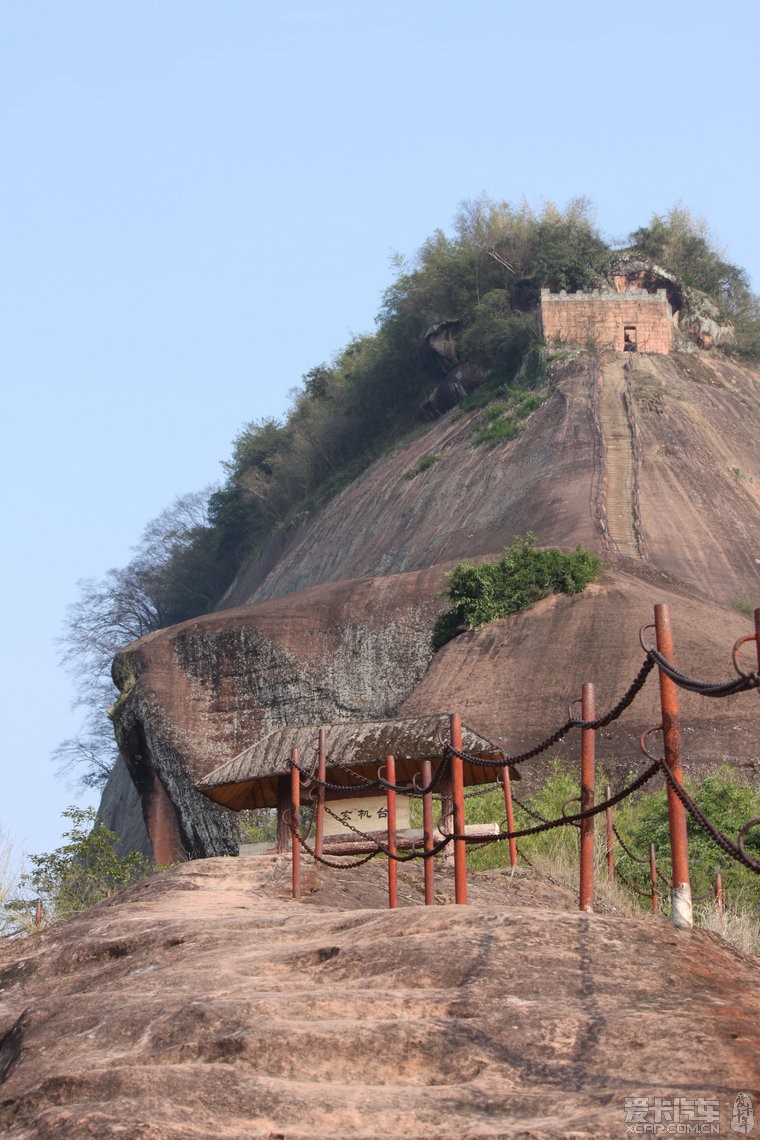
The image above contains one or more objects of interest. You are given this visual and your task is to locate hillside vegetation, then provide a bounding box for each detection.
[431,535,603,650]
[58,198,760,789]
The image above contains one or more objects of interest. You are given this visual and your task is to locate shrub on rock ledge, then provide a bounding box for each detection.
[432,534,602,650]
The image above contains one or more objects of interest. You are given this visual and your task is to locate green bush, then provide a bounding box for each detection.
[459,370,512,413]
[432,534,603,649]
[464,760,581,871]
[615,766,760,908]
[454,763,760,948]
[470,413,522,447]
[238,809,278,845]
[730,598,757,619]
[457,292,533,372]
[8,807,154,927]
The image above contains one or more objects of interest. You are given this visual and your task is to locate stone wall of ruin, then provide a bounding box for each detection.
[540,289,673,353]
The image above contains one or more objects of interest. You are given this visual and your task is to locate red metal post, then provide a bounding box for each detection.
[291,748,301,900]
[715,871,723,920]
[421,759,435,905]
[605,784,615,882]
[501,767,518,869]
[579,682,596,912]
[314,728,327,860]
[386,755,398,909]
[449,713,468,905]
[649,843,658,915]
[654,603,692,927]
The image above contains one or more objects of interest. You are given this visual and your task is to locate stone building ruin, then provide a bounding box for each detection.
[540,288,674,353]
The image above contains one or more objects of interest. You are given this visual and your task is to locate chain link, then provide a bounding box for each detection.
[612,822,649,865]
[278,644,759,880]
[648,648,759,696]
[295,800,451,864]
[615,864,663,900]
[463,781,502,799]
[446,656,656,770]
[512,794,550,824]
[611,822,672,886]
[656,759,760,874]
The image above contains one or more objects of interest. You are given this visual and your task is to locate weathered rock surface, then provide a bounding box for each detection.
[115,560,760,862]
[113,568,446,861]
[223,351,760,607]
[632,353,760,591]
[223,357,601,607]
[1,857,758,1138]
[98,758,152,860]
[400,568,760,778]
[110,350,760,861]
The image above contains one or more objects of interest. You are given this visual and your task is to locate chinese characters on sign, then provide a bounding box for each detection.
[323,795,411,837]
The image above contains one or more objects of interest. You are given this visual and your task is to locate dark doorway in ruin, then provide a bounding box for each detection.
[624,326,637,352]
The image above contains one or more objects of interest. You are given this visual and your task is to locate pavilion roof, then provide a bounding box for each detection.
[196,714,508,810]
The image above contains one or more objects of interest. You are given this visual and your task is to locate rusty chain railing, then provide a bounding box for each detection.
[283,606,759,921]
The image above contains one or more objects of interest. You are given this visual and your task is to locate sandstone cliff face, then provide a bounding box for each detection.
[97,758,152,860]
[401,569,759,776]
[223,351,760,608]
[223,356,601,606]
[107,350,760,862]
[112,569,445,860]
[631,352,760,595]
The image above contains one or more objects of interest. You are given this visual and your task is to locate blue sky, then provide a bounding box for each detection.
[1,0,758,862]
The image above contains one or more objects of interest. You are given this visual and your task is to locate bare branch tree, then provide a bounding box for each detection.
[55,490,214,788]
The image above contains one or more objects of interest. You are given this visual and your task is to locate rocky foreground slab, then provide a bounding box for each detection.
[1,856,758,1138]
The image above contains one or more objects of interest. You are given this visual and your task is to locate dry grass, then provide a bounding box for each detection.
[498,838,760,956]
[696,896,760,957]
[525,844,658,922]
[458,774,760,958]
[0,824,25,937]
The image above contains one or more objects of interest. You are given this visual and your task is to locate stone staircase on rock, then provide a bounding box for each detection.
[599,353,641,559]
